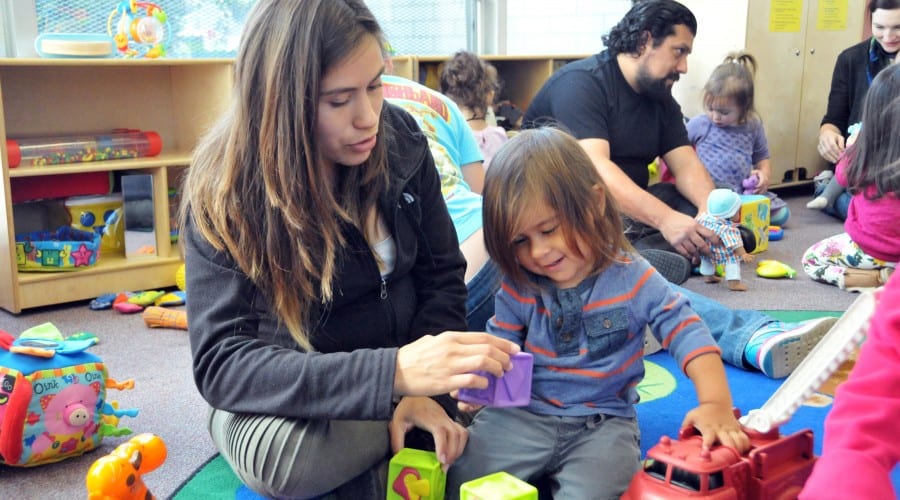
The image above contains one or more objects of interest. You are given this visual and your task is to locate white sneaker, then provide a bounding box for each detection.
[744,317,838,378]
[806,196,828,210]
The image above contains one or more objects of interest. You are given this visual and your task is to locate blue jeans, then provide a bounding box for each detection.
[813,179,851,221]
[670,284,770,369]
[466,259,500,331]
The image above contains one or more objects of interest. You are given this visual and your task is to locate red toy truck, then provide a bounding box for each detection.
[621,416,815,499]
[623,291,877,500]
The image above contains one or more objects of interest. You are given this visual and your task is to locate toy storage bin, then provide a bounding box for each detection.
[64,194,124,254]
[15,226,101,271]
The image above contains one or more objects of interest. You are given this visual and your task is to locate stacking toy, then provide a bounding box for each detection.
[769,226,784,241]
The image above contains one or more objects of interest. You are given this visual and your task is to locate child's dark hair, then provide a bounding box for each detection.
[603,0,697,57]
[439,51,500,120]
[703,52,758,124]
[846,63,900,200]
[482,128,630,289]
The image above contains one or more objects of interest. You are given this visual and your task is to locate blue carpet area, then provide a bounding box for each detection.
[637,350,826,457]
[638,349,900,494]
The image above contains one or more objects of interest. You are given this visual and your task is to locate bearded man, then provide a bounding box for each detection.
[524,0,716,277]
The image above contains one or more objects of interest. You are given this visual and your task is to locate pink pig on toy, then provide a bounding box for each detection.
[30,381,102,457]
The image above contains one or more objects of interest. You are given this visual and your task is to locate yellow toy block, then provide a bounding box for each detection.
[740,194,770,254]
[387,448,445,500]
[460,471,538,500]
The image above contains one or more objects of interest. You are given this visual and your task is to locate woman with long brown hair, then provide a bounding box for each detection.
[180,1,518,497]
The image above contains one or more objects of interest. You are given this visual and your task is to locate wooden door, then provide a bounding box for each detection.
[797,0,865,178]
[745,0,808,185]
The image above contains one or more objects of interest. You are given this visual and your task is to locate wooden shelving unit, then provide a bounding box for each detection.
[412,54,588,110]
[0,54,578,313]
[0,58,233,313]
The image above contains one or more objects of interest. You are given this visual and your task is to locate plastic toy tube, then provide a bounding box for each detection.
[6,130,162,168]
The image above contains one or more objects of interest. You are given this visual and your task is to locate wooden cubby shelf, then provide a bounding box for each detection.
[0,58,233,313]
[1,54,581,313]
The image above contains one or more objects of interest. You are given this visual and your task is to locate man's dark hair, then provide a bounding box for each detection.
[602,0,697,57]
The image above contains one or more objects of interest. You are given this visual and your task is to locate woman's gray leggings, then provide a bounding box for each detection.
[208,407,391,499]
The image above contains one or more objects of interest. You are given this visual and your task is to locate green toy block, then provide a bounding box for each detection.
[460,471,538,500]
[387,448,446,500]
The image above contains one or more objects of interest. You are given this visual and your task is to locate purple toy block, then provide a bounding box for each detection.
[457,352,533,407]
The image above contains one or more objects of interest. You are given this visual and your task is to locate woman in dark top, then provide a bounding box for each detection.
[179,1,519,497]
[818,0,899,161]
[812,0,899,219]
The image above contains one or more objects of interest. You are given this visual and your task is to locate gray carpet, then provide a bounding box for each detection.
[0,189,851,499]
[680,187,855,312]
[0,305,209,499]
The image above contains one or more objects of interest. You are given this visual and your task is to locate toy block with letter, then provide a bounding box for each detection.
[457,352,533,407]
[460,471,538,500]
[740,194,770,254]
[387,448,446,500]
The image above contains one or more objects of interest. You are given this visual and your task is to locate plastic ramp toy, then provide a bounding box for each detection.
[622,290,877,499]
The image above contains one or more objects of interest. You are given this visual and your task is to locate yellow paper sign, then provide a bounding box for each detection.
[817,0,849,31]
[770,0,803,32]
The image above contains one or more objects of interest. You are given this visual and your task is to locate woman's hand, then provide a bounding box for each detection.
[451,392,484,415]
[390,396,468,470]
[818,127,845,163]
[394,332,519,398]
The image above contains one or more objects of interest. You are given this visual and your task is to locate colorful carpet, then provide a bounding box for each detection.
[173,310,899,498]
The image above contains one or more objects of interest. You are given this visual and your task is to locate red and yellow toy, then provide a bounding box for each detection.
[86,433,167,500]
[107,0,169,58]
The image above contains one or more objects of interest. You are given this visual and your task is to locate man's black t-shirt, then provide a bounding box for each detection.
[524,50,690,189]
